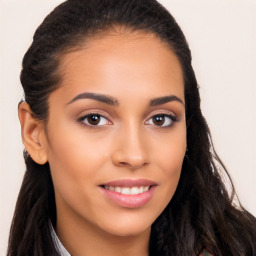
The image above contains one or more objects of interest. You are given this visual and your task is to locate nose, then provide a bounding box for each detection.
[111,125,150,170]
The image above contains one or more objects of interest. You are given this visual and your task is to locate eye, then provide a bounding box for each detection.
[146,114,176,127]
[79,114,110,126]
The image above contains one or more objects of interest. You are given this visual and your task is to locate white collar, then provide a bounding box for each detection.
[50,223,71,256]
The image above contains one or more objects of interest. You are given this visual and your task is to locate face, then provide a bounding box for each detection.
[43,31,186,237]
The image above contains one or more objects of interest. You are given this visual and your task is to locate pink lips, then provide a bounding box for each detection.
[99,179,157,208]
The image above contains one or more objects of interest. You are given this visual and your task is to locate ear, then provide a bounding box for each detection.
[18,102,48,165]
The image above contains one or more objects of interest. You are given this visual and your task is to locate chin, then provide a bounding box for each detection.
[96,212,154,237]
[105,224,151,237]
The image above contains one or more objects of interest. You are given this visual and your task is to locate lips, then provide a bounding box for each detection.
[99,179,157,208]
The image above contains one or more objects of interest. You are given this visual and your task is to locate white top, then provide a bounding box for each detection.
[50,224,71,256]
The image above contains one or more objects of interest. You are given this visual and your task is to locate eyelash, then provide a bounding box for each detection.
[78,113,111,128]
[78,113,177,128]
[145,114,177,127]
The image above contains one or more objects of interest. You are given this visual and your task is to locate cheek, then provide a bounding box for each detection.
[155,125,186,169]
[154,128,186,200]
[45,122,116,207]
[46,133,108,222]
[47,121,110,175]
[161,144,185,177]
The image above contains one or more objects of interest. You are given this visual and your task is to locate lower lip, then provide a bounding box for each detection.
[100,186,156,208]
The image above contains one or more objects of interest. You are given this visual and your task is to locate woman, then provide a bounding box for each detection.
[7,0,256,255]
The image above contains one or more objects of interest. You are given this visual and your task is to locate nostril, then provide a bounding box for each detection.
[111,146,150,169]
[118,161,147,169]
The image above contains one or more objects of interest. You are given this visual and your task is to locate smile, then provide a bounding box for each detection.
[100,179,157,208]
[103,185,150,195]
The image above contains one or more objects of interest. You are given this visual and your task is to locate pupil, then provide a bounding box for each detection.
[153,115,164,125]
[88,114,100,125]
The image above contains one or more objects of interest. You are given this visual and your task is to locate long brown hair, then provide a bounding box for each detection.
[8,0,256,255]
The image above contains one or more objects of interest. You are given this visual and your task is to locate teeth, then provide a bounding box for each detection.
[121,187,130,195]
[131,187,139,195]
[104,185,150,195]
[143,186,150,192]
[115,187,121,193]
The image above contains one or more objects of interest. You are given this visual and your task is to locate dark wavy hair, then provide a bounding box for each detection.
[7,0,256,255]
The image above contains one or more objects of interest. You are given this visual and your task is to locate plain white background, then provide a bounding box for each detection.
[0,0,255,254]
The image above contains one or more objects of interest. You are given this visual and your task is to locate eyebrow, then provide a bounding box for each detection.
[67,92,184,106]
[149,95,184,106]
[67,92,119,106]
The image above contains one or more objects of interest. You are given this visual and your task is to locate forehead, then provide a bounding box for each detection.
[54,31,184,102]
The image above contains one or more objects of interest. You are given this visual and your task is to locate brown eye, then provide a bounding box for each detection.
[79,114,109,126]
[152,115,165,125]
[146,114,177,127]
[87,114,101,125]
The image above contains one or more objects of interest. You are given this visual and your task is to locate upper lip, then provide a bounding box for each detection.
[100,179,157,187]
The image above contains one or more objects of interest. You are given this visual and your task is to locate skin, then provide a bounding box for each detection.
[19,31,186,256]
